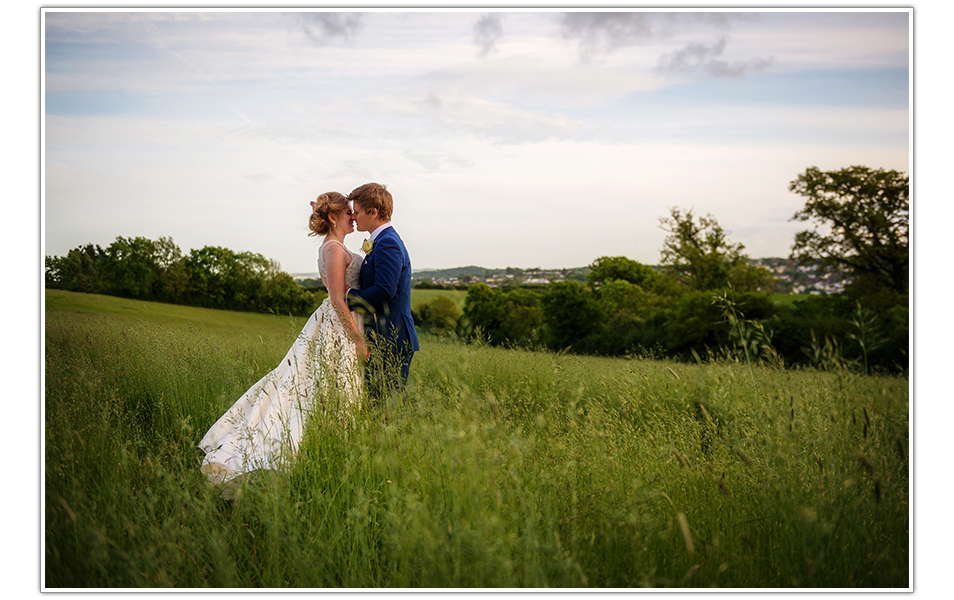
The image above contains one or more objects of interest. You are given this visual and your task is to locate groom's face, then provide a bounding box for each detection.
[352,203,374,233]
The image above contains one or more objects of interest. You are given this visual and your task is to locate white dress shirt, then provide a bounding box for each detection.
[369,222,392,242]
[347,223,393,296]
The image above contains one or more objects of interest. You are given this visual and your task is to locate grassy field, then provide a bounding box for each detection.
[410,288,468,312]
[44,289,909,588]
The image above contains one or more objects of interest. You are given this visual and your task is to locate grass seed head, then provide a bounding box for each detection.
[673,449,692,469]
[681,564,701,585]
[677,512,695,557]
[733,447,753,466]
[856,453,875,474]
[895,437,906,462]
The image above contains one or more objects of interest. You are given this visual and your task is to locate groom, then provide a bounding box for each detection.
[346,183,419,397]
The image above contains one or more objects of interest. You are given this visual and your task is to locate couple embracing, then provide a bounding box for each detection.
[199,183,418,487]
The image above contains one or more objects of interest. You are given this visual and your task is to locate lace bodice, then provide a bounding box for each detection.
[317,240,362,290]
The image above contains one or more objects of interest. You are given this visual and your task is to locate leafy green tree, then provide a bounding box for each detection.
[662,290,726,355]
[658,208,748,291]
[728,262,777,293]
[153,236,188,303]
[581,256,681,355]
[663,289,774,357]
[587,256,654,287]
[45,244,106,292]
[231,251,280,311]
[414,296,463,332]
[586,255,681,296]
[496,288,544,345]
[45,236,317,316]
[458,283,500,341]
[766,293,908,373]
[789,165,909,295]
[541,280,603,351]
[590,279,670,355]
[44,255,62,288]
[183,246,230,308]
[102,236,162,299]
[458,284,543,346]
[598,279,668,319]
[260,271,316,316]
[183,245,303,313]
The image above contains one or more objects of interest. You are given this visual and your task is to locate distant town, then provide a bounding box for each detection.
[294,258,848,295]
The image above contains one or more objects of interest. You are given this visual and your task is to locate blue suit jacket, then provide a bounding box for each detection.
[347,226,420,354]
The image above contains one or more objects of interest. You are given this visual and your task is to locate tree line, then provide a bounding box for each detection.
[46,165,908,373]
[45,236,325,316]
[449,166,909,373]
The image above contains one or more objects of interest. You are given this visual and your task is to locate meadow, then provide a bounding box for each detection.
[44,289,909,588]
[408,288,468,312]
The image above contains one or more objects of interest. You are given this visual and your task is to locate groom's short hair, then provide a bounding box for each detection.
[349,183,393,221]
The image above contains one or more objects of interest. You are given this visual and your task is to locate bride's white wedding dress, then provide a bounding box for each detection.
[199,240,364,484]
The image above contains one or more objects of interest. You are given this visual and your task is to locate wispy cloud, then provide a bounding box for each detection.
[473,14,503,58]
[706,55,775,78]
[420,92,442,110]
[657,37,775,78]
[559,12,737,61]
[295,12,363,46]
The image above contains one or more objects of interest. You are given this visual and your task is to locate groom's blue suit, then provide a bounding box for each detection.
[347,226,419,389]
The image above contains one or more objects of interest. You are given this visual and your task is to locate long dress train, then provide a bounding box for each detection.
[199,240,364,484]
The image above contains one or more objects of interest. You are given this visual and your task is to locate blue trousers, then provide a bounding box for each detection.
[365,342,414,401]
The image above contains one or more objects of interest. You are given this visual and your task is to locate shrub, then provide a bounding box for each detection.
[540,281,604,352]
[457,284,544,347]
[413,295,463,333]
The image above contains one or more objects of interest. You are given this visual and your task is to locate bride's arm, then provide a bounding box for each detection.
[323,243,370,360]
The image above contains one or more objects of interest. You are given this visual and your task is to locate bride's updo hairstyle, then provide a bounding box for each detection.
[348,183,393,221]
[308,192,349,236]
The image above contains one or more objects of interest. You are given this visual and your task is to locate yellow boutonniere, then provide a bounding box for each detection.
[362,238,374,254]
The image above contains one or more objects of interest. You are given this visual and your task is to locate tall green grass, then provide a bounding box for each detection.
[44,290,908,588]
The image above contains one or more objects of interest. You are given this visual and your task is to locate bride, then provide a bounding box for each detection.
[199,192,369,487]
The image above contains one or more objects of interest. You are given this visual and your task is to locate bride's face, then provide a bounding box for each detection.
[336,207,355,235]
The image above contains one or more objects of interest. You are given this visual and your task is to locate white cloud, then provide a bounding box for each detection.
[295,12,363,46]
[473,13,503,57]
[42,9,911,272]
[558,11,742,61]
[657,36,775,78]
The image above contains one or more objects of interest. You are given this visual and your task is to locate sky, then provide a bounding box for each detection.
[42,7,911,275]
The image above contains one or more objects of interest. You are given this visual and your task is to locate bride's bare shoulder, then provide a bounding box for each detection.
[321,240,352,265]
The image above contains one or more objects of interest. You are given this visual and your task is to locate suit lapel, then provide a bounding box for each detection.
[362,229,382,285]
[360,248,371,285]
[361,226,396,287]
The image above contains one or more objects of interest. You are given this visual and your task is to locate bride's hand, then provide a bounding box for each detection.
[357,339,370,361]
